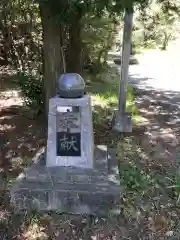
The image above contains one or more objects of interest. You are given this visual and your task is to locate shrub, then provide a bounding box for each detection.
[121,164,152,193]
[14,72,43,113]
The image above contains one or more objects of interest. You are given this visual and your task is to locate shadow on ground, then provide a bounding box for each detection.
[1,68,180,239]
[93,83,180,172]
[0,106,46,178]
[134,87,180,170]
[0,67,18,92]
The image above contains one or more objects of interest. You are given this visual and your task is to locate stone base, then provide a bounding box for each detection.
[112,111,132,133]
[114,57,138,65]
[10,146,120,216]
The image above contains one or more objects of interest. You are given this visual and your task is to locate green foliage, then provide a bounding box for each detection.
[81,14,118,70]
[121,164,153,193]
[88,67,139,126]
[0,0,42,69]
[167,171,180,204]
[82,13,121,68]
[153,0,179,50]
[14,72,43,111]
[37,0,149,22]
[89,68,139,132]
[133,0,180,50]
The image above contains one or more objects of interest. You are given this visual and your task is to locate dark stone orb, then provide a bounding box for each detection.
[57,73,85,98]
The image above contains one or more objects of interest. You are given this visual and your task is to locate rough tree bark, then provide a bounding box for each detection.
[66,14,82,74]
[40,5,63,116]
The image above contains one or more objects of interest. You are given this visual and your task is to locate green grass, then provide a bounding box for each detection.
[88,80,139,124]
[115,134,180,237]
[88,70,180,235]
[85,68,141,147]
[167,172,180,204]
[85,64,139,123]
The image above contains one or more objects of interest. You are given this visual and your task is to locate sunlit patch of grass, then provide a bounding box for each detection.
[91,81,118,107]
[23,222,48,240]
[86,65,140,123]
[18,213,48,240]
[167,171,180,204]
[91,81,139,124]
[94,91,117,106]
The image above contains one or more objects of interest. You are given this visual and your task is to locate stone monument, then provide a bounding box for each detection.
[46,73,94,168]
[10,73,120,216]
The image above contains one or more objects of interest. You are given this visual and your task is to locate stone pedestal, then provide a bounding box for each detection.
[46,95,94,168]
[10,146,120,216]
[10,74,121,216]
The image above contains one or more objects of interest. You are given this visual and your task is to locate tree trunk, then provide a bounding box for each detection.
[103,24,114,63]
[162,31,171,51]
[0,2,10,65]
[66,15,82,74]
[40,5,63,116]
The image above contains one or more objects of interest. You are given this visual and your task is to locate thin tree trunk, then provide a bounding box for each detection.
[1,2,10,65]
[162,31,171,50]
[103,26,113,63]
[40,5,63,116]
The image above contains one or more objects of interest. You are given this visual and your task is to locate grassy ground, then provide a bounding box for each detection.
[1,66,180,239]
[86,68,180,239]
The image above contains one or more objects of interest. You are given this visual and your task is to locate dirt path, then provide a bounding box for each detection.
[132,88,180,171]
[112,40,180,172]
[0,67,46,178]
[133,44,180,170]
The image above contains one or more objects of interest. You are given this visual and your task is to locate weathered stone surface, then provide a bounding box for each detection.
[10,146,120,216]
[112,111,132,133]
[46,94,94,168]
